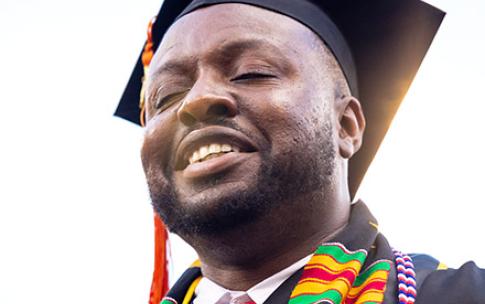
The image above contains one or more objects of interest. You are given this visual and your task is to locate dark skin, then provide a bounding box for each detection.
[141,4,366,291]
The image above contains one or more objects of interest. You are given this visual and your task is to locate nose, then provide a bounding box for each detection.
[177,77,238,126]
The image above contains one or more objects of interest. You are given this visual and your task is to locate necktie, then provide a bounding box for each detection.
[216,292,256,304]
[230,293,256,304]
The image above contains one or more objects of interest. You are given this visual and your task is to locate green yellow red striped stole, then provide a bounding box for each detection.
[289,242,391,304]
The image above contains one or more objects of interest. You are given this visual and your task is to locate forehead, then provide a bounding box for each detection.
[153,3,320,65]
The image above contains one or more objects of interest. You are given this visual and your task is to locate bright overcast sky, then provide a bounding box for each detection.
[0,0,484,303]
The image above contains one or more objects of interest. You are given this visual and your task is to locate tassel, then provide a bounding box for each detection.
[140,15,170,304]
[141,16,156,68]
[140,16,157,126]
[149,214,170,304]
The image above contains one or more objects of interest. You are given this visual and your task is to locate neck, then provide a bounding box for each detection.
[182,187,351,291]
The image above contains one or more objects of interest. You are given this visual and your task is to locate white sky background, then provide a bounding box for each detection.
[0,0,484,303]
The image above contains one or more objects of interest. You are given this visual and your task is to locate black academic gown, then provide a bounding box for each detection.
[161,202,485,304]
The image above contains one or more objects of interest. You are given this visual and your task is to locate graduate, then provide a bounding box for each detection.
[115,0,485,303]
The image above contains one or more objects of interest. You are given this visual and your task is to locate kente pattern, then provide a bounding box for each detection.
[160,297,177,304]
[289,243,391,304]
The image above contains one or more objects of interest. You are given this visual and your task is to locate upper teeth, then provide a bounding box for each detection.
[189,143,239,164]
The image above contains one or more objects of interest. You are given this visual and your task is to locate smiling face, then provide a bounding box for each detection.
[141,4,350,237]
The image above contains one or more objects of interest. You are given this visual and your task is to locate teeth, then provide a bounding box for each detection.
[188,143,238,164]
[221,144,231,152]
[199,146,209,160]
[209,144,220,154]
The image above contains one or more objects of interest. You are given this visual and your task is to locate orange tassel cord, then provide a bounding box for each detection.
[149,214,170,304]
[140,16,157,127]
[142,16,171,304]
[142,16,156,68]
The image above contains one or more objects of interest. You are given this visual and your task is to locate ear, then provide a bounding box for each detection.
[336,96,366,159]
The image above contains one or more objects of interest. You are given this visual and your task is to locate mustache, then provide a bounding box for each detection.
[182,118,248,138]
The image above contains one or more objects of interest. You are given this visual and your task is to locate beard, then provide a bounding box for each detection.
[146,120,336,238]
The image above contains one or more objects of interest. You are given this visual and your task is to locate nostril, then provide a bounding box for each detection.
[180,112,197,126]
[177,95,237,125]
[207,104,229,117]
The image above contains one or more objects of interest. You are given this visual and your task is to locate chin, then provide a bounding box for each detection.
[150,164,274,236]
[175,178,264,234]
[179,180,252,207]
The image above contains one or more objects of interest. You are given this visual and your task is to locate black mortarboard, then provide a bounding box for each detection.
[115,0,445,196]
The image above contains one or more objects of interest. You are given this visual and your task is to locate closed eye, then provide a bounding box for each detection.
[154,90,189,111]
[231,72,277,81]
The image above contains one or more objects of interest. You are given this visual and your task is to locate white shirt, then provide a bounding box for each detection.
[194,255,312,304]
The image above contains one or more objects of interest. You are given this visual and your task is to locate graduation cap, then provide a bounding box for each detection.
[114,0,445,302]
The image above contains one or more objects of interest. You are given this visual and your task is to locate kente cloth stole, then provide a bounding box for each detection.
[289,242,391,304]
[160,242,391,304]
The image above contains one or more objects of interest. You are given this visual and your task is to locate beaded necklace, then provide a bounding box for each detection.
[393,250,417,304]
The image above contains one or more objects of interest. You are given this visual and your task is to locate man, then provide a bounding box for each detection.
[115,0,485,303]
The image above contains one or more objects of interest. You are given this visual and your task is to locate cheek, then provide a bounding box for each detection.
[245,87,328,152]
[140,114,179,176]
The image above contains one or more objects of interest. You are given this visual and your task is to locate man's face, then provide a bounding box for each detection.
[141,4,340,236]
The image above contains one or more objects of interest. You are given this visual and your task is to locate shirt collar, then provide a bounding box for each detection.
[194,254,311,304]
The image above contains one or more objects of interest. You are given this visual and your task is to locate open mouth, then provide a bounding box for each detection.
[175,127,258,171]
[188,143,240,164]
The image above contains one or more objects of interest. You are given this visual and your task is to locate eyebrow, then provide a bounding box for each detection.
[211,38,287,68]
[150,58,197,80]
[216,38,281,58]
[151,38,287,78]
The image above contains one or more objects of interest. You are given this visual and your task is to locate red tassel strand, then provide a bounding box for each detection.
[149,214,169,304]
[141,15,170,304]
